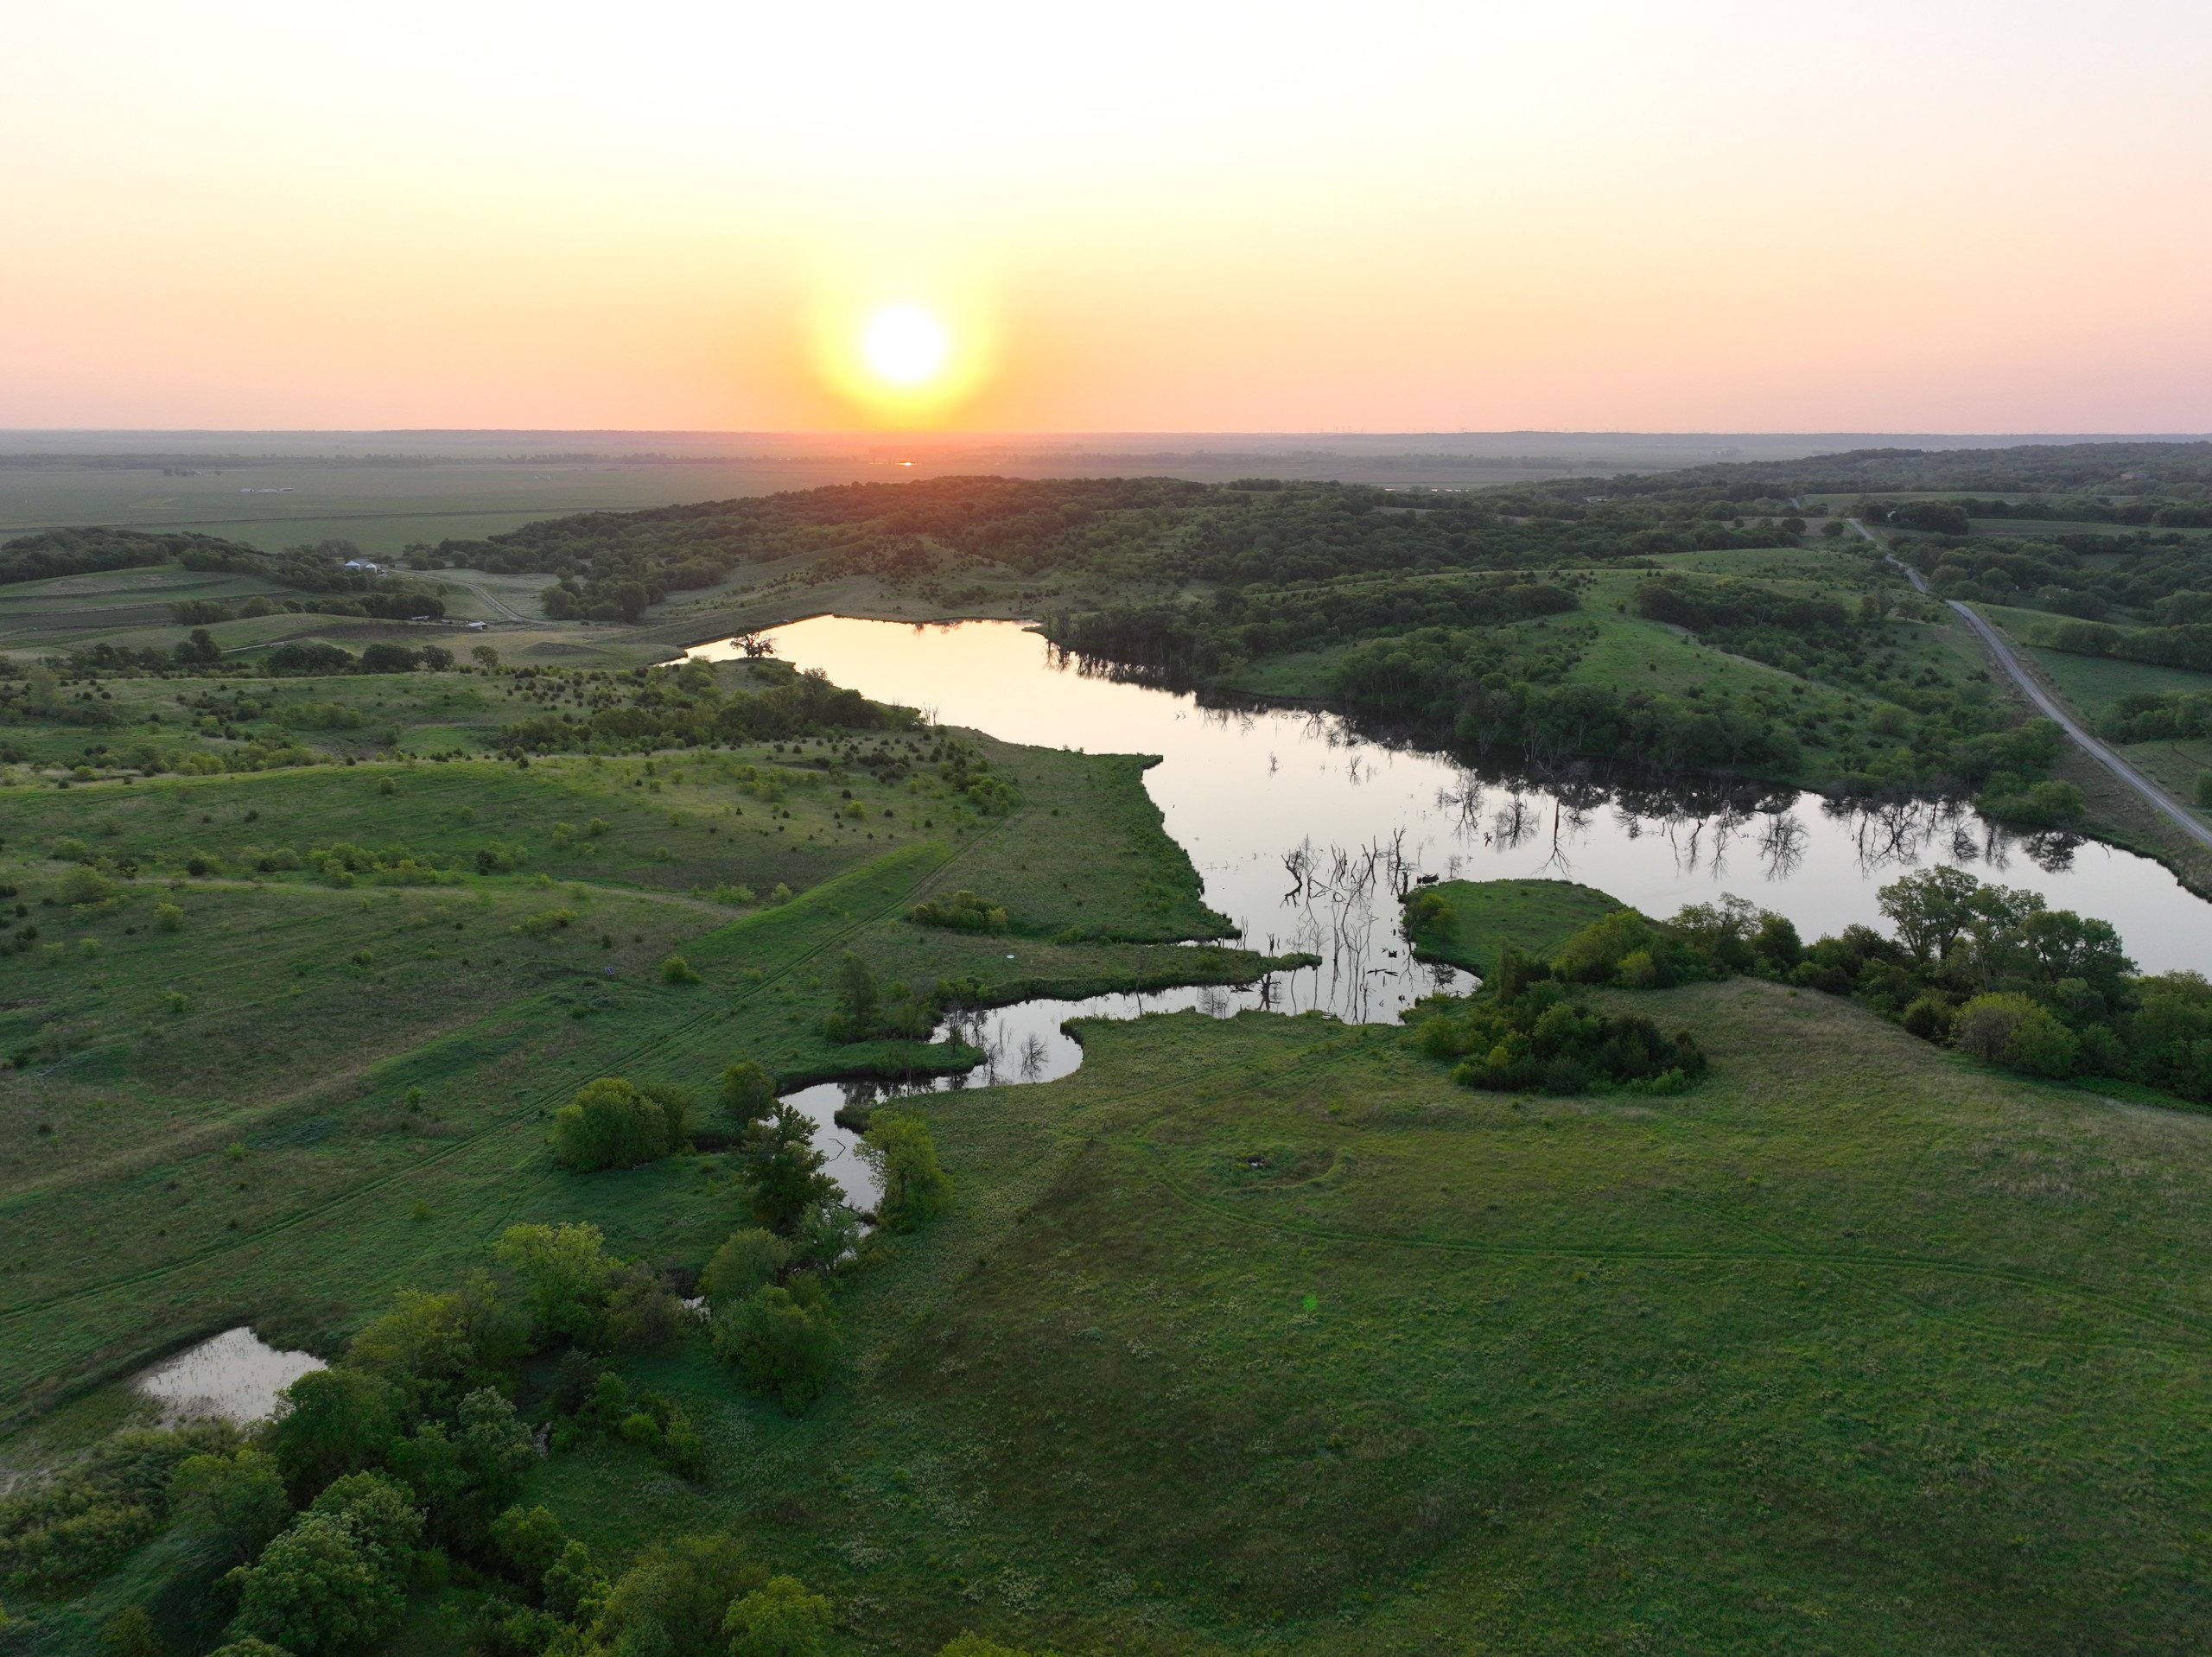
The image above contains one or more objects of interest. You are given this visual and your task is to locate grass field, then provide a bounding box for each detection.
[295,975,2212,1656]
[0,460,860,562]
[1404,877,1624,974]
[0,717,1293,1434]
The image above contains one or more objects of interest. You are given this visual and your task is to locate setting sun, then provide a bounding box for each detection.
[861,305,948,387]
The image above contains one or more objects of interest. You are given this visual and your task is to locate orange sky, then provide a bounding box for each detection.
[6,1,2211,433]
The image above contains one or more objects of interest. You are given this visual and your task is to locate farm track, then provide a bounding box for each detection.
[1853,518,2212,853]
[0,822,1014,1332]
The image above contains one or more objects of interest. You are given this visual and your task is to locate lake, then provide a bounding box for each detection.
[686,616,2212,1205]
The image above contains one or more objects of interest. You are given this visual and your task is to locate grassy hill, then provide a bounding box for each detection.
[367,977,2212,1656]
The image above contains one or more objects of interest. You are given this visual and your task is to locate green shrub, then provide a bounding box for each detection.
[724,1575,834,1657]
[718,1059,778,1130]
[701,1229,791,1307]
[1419,980,1707,1095]
[550,1078,688,1171]
[660,954,702,984]
[1951,992,2080,1077]
[860,1109,953,1228]
[0,1424,235,1590]
[155,901,185,931]
[58,866,114,906]
[713,1285,842,1415]
[907,889,1008,934]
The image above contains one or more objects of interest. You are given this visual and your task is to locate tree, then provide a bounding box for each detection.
[264,1368,404,1498]
[860,1110,953,1228]
[223,1475,422,1655]
[417,645,454,670]
[550,1077,683,1171]
[471,644,500,669]
[543,1537,608,1622]
[1952,993,2080,1078]
[174,627,223,667]
[494,1222,617,1344]
[827,951,878,1036]
[735,1104,836,1233]
[719,1059,779,1131]
[386,1389,534,1552]
[170,1444,291,1564]
[1878,866,1987,962]
[699,1228,790,1308]
[713,1285,841,1414]
[343,1273,522,1411]
[724,1575,834,1657]
[489,1504,569,1585]
[358,643,417,674]
[585,1533,763,1657]
[100,1606,167,1657]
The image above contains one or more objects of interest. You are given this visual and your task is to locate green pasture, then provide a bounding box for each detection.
[1974,602,2212,715]
[1403,876,1624,974]
[317,975,2212,1655]
[0,734,1278,1426]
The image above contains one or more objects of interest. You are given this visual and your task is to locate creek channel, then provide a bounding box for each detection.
[683,617,2212,1207]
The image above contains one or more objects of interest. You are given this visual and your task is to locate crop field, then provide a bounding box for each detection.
[0,460,850,563]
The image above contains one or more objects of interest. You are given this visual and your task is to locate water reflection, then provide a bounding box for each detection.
[133,1328,323,1425]
[684,616,2212,1201]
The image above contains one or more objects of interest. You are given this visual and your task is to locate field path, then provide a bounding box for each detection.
[1853,518,2212,852]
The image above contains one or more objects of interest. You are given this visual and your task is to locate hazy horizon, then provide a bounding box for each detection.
[10,1,2210,433]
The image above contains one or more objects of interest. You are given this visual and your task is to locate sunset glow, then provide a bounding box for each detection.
[3,0,2210,431]
[862,307,949,388]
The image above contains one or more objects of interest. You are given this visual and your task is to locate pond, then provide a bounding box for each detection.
[131,1327,324,1425]
[686,616,2212,1205]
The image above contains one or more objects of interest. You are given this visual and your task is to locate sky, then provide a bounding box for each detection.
[6,0,2211,434]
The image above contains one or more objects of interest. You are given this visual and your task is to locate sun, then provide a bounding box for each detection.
[861,304,949,387]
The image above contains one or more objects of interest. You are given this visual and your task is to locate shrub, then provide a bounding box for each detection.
[713,1285,842,1415]
[0,1423,235,1590]
[1901,994,1955,1041]
[2196,770,2212,809]
[58,866,114,906]
[719,1059,778,1130]
[171,1444,291,1565]
[155,901,185,931]
[700,1228,790,1307]
[860,1109,953,1228]
[1421,980,1707,1095]
[359,644,418,675]
[724,1575,834,1657]
[907,889,1008,934]
[1952,992,2080,1078]
[550,1078,687,1171]
[222,1473,423,1654]
[660,954,702,984]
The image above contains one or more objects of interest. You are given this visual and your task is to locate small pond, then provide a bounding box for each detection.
[131,1328,324,1425]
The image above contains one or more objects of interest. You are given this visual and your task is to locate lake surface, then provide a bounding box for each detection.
[686,616,2212,1205]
